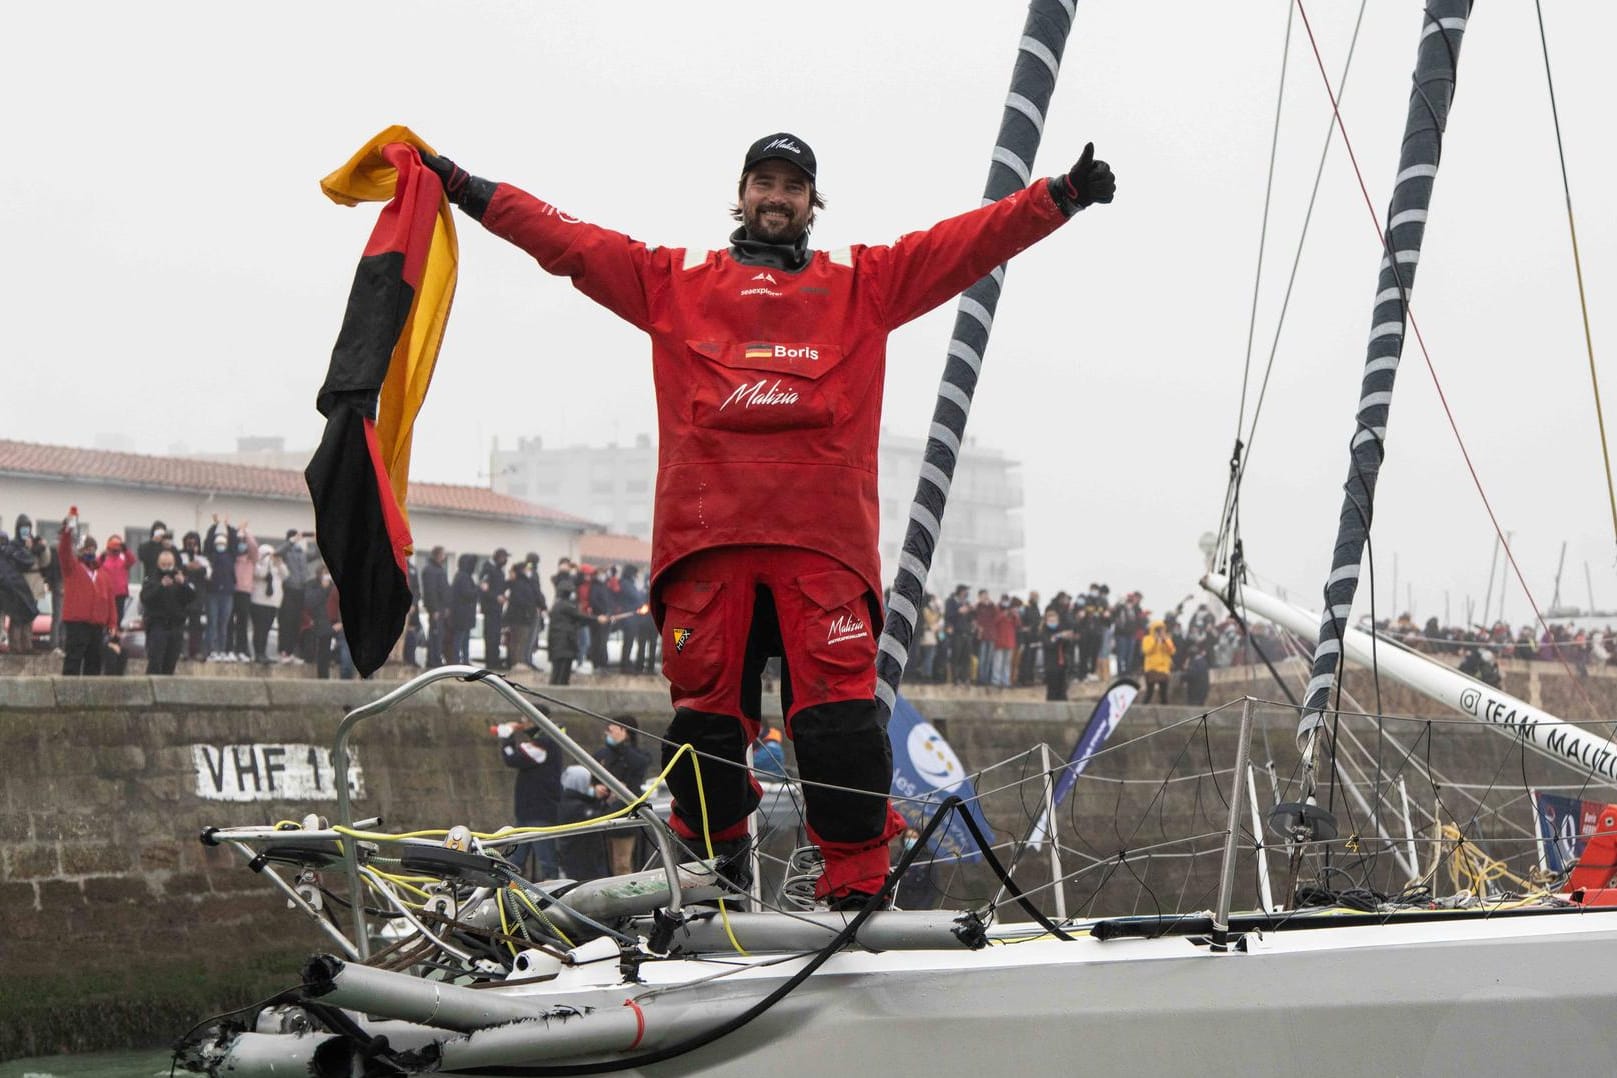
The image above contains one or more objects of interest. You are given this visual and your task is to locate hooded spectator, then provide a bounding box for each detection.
[546,581,603,686]
[0,526,38,654]
[136,519,174,579]
[479,548,511,669]
[556,764,610,882]
[421,546,451,667]
[450,552,480,665]
[276,528,314,663]
[1140,618,1175,703]
[505,559,544,670]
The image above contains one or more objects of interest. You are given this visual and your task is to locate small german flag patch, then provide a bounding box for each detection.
[743,343,774,361]
[673,628,693,653]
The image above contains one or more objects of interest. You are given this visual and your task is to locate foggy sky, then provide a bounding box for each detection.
[5,1,1614,628]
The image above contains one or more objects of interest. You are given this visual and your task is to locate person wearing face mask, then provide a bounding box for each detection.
[593,716,650,877]
[136,519,174,579]
[12,516,54,650]
[894,827,943,911]
[140,549,196,675]
[1040,607,1075,703]
[226,521,259,662]
[202,516,241,661]
[0,524,38,655]
[249,546,287,664]
[97,534,136,625]
[57,515,118,676]
[177,531,210,660]
[420,131,1115,909]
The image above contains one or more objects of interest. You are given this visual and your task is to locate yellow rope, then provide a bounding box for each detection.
[327,743,749,956]
[1440,823,1548,902]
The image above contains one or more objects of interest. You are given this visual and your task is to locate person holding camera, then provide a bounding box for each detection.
[140,549,196,675]
[1140,619,1176,704]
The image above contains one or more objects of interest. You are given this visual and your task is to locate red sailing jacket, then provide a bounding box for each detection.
[480,181,1069,599]
[57,529,117,629]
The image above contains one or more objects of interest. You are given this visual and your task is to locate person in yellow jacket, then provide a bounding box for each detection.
[1140,619,1176,703]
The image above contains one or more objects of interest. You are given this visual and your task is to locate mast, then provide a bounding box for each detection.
[873,0,1078,714]
[1298,1,1473,761]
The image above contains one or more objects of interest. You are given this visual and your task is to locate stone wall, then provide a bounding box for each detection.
[4,667,1616,1058]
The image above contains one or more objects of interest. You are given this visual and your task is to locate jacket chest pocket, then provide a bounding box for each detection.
[685,340,844,434]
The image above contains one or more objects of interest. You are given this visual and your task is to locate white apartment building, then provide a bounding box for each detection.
[490,435,657,540]
[489,429,1027,596]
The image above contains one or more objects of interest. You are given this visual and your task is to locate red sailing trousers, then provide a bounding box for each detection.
[656,545,905,897]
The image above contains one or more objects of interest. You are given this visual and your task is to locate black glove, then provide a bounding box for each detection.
[1051,142,1115,214]
[418,151,495,222]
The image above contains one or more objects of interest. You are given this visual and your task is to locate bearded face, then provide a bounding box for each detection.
[740,159,813,243]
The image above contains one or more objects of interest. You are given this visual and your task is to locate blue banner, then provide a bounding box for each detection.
[1534,790,1601,874]
[888,694,994,864]
[1030,677,1139,849]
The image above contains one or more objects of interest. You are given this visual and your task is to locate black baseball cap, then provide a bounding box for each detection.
[742,132,816,183]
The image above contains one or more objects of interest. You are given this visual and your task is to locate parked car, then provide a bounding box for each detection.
[117,593,147,661]
[32,594,52,651]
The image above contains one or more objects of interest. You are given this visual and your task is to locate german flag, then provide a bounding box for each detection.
[306,126,456,677]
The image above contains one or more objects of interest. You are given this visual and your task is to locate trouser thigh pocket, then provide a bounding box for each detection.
[659,580,726,698]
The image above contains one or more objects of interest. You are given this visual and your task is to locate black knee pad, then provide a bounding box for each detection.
[791,700,892,842]
[662,709,757,833]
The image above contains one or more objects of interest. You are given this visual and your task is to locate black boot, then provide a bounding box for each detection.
[708,836,753,895]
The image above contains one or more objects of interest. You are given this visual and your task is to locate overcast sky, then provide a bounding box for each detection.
[6,1,1614,628]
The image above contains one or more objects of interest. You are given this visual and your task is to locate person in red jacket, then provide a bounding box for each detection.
[97,534,137,624]
[423,133,1114,907]
[58,515,119,676]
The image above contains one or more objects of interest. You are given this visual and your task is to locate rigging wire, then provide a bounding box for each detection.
[1233,0,1295,441]
[1533,0,1617,552]
[1216,0,1370,572]
[1293,0,1612,730]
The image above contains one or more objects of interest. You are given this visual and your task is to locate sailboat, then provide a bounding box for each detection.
[174,2,1617,1075]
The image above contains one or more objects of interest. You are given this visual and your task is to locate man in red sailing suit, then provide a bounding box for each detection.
[424,133,1114,906]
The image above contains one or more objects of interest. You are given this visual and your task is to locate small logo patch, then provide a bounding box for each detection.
[673,628,694,653]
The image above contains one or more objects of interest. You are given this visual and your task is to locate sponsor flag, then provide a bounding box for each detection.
[1028,677,1140,850]
[1533,790,1603,874]
[888,694,993,864]
[307,125,457,676]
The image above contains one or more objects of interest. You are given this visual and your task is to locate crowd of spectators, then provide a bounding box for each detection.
[1372,612,1617,685]
[904,583,1237,704]
[0,508,353,677]
[412,551,658,685]
[13,510,1608,697]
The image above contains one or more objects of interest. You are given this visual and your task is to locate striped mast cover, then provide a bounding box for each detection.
[1298,1,1472,763]
[874,0,1077,715]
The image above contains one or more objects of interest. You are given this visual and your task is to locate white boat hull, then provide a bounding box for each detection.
[209,909,1617,1077]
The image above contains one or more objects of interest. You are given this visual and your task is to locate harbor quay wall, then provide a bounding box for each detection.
[4,669,1617,1058]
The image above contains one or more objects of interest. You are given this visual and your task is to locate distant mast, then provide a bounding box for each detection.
[874,0,1079,714]
[1298,3,1472,777]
